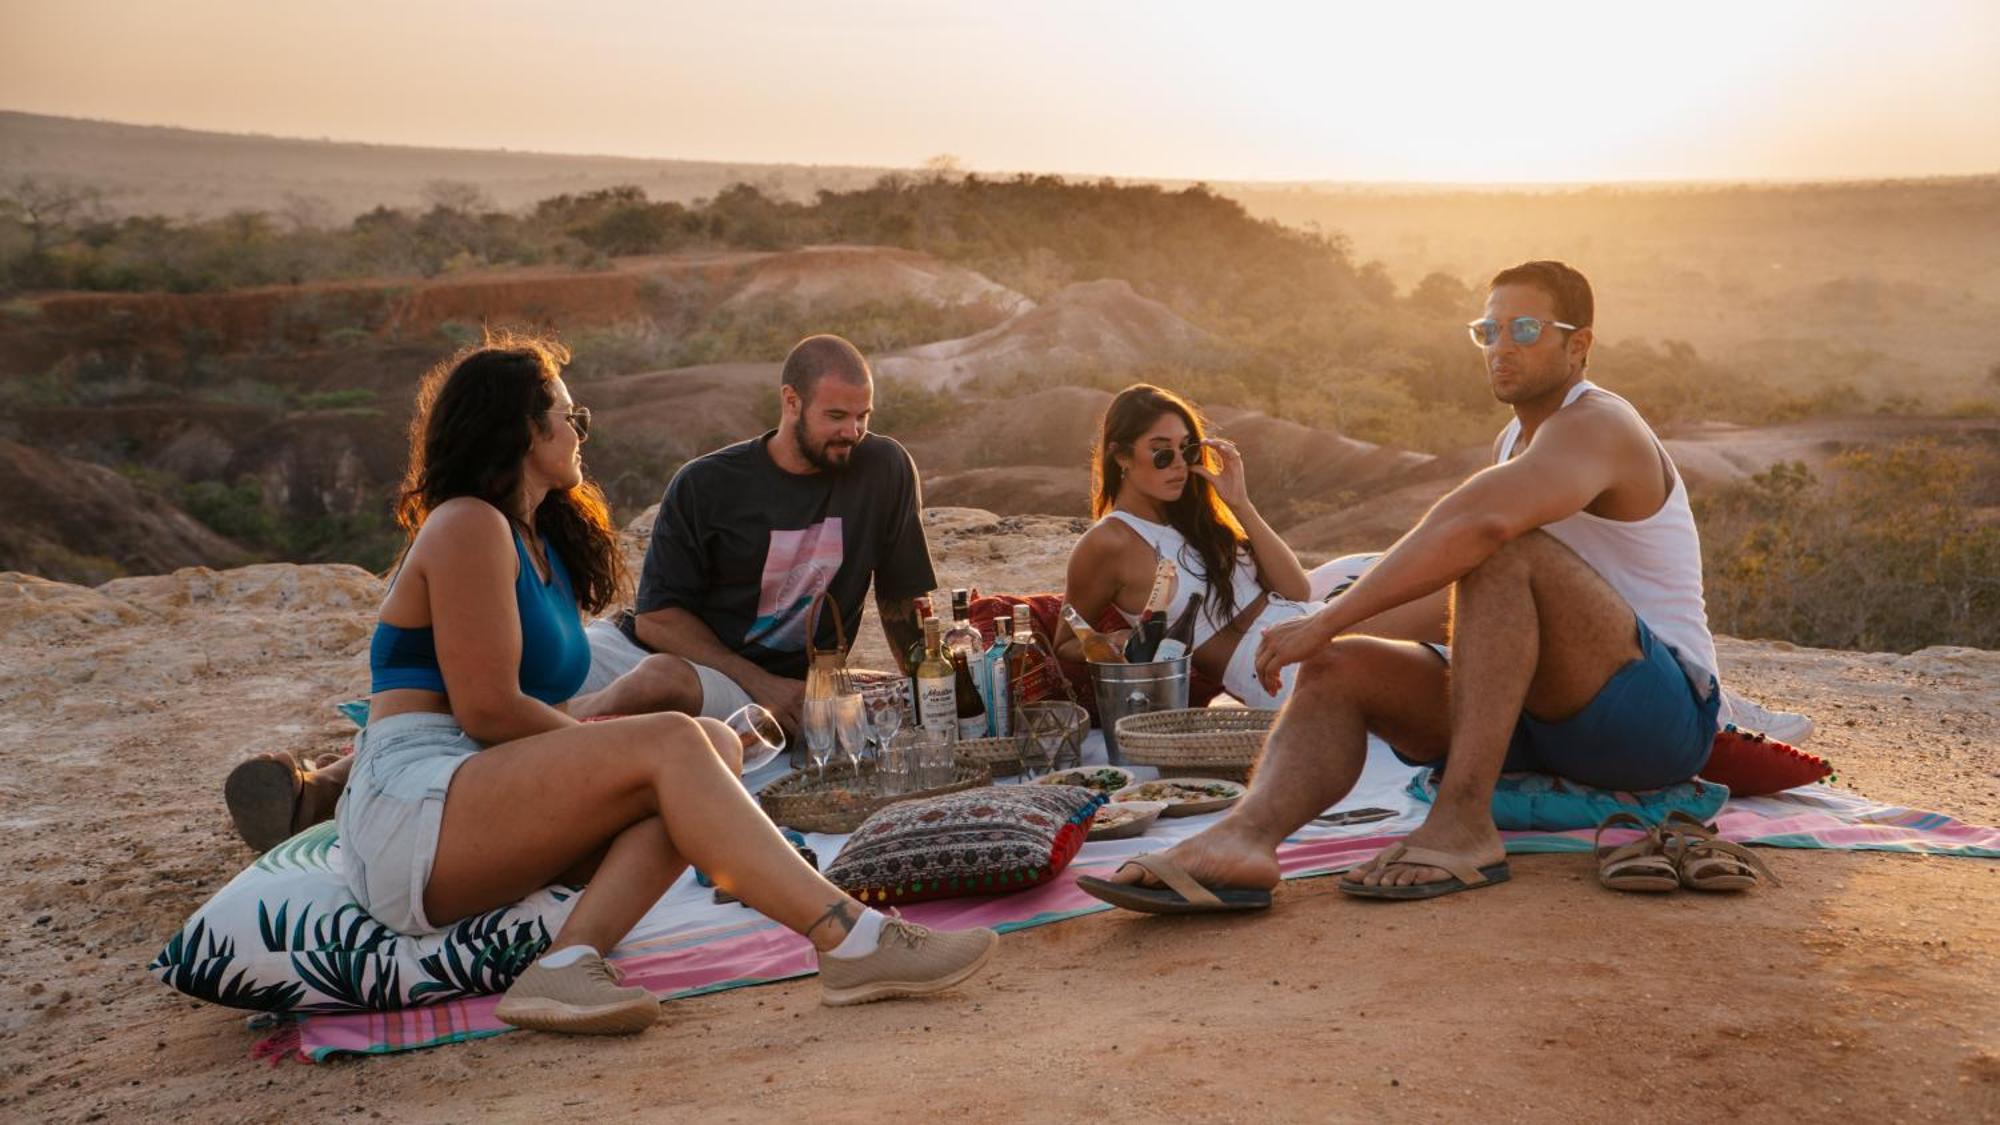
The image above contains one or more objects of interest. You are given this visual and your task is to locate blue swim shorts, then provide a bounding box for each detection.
[1403,617,1720,791]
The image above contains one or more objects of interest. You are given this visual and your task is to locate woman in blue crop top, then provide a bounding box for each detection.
[333,336,995,1035]
[1058,384,1449,706]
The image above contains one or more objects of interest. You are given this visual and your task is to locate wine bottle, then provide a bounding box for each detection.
[914,616,957,738]
[983,616,1012,737]
[1062,603,1124,663]
[1123,556,1178,660]
[942,588,989,718]
[1153,591,1204,661]
[952,651,987,741]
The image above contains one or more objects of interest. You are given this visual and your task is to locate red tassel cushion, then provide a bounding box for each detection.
[1699,725,1834,797]
[823,785,1105,905]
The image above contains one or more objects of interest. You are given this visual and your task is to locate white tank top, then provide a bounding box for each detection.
[1497,381,1721,698]
[1096,510,1273,648]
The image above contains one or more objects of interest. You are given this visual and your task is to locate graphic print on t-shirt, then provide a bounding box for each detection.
[746,519,844,651]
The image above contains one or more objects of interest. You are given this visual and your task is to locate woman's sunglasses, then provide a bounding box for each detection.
[1147,440,1205,470]
[1466,316,1579,348]
[547,407,591,440]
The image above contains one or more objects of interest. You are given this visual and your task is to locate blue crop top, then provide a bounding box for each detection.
[369,529,592,706]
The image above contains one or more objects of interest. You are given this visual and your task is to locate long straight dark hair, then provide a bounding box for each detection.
[394,334,626,613]
[1090,384,1251,621]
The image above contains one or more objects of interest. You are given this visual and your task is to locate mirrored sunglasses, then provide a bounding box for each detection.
[1466,316,1579,347]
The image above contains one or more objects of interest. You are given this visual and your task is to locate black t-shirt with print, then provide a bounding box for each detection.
[628,431,936,679]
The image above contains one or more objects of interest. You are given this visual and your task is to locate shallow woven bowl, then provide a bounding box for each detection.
[757,762,991,834]
[1113,708,1279,782]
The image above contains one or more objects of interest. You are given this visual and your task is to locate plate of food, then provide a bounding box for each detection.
[1034,766,1135,795]
[1086,799,1166,841]
[1111,778,1246,817]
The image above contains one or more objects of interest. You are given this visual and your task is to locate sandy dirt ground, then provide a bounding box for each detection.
[1,511,1995,1123]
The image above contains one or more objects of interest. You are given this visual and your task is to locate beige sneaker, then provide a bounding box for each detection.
[493,953,659,1035]
[818,917,999,1007]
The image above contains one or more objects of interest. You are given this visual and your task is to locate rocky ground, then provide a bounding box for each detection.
[1,510,1994,1122]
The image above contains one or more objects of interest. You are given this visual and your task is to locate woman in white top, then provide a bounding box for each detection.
[1059,384,1446,706]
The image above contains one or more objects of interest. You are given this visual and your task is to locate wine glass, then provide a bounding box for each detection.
[870,690,903,746]
[833,691,868,792]
[723,703,786,775]
[802,698,836,785]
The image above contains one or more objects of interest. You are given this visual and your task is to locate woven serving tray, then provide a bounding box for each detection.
[1113,708,1279,781]
[758,762,992,834]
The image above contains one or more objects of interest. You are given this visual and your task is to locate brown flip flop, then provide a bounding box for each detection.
[1337,842,1511,901]
[1074,853,1273,914]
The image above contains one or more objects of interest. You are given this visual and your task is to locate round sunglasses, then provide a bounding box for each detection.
[1466,316,1579,348]
[545,406,591,440]
[1146,439,1206,470]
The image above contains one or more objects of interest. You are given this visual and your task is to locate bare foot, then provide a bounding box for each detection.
[1342,814,1505,889]
[1103,825,1283,892]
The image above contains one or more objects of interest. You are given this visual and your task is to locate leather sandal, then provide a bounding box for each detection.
[1661,811,1782,892]
[1593,811,1679,893]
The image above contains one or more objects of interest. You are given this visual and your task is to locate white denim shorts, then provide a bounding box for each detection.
[334,712,482,936]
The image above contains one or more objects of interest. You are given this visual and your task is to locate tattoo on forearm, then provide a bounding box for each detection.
[879,597,923,675]
[807,899,861,940]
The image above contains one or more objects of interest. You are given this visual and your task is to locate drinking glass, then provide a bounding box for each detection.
[879,729,916,795]
[802,698,836,785]
[723,703,786,775]
[870,690,903,745]
[833,691,869,792]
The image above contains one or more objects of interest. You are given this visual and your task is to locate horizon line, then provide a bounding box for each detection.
[6,107,1999,194]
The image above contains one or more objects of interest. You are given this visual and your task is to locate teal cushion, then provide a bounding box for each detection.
[151,822,575,1014]
[1406,768,1728,832]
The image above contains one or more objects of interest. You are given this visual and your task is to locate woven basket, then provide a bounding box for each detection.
[1113,708,1278,781]
[758,762,992,835]
[953,734,1028,777]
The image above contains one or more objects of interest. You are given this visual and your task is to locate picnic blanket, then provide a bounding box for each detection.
[281,733,1999,1062]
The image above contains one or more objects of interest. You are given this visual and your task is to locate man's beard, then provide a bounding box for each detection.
[795,427,857,473]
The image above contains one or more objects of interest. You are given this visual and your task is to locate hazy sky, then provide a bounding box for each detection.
[3,0,1997,183]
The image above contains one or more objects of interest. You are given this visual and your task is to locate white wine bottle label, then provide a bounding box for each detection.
[917,675,956,734]
[958,713,987,741]
[1153,639,1188,661]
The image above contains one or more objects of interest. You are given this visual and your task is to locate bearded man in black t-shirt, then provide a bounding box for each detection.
[577,334,937,736]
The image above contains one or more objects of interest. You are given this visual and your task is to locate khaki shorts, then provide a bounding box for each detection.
[579,618,755,719]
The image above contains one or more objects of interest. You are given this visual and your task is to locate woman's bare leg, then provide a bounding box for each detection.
[426,712,858,953]
[567,654,705,719]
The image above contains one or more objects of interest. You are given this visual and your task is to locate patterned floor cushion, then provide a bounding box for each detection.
[151,821,575,1014]
[825,784,1104,905]
[1406,768,1729,832]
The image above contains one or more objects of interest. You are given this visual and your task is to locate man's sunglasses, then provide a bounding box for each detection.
[547,407,591,440]
[1466,316,1579,348]
[1147,440,1206,470]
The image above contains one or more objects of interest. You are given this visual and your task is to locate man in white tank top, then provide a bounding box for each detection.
[1080,261,1724,912]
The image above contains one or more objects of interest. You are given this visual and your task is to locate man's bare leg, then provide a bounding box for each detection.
[568,654,705,719]
[1347,531,1644,889]
[1100,637,1451,891]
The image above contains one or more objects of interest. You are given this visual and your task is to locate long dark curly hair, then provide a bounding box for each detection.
[1091,384,1251,621]
[394,334,625,613]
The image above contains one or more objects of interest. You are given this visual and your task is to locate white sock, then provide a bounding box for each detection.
[538,944,597,969]
[825,909,887,960]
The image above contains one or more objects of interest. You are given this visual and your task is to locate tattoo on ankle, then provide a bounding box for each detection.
[806,899,861,940]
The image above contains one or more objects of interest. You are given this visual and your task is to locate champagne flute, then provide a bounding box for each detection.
[833,691,868,791]
[802,698,836,785]
[723,703,786,775]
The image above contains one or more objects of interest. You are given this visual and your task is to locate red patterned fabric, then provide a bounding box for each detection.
[1699,726,1833,797]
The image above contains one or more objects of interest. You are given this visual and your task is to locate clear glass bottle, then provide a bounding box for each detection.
[914,616,957,739]
[983,614,1013,737]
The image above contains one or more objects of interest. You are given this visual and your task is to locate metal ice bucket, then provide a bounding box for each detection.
[1090,655,1191,765]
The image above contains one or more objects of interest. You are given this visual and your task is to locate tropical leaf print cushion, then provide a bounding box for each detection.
[151,822,576,1014]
